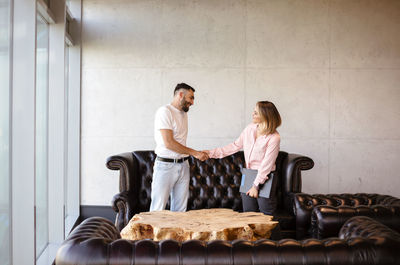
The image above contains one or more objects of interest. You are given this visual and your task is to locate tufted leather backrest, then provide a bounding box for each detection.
[130,151,290,214]
[108,150,314,231]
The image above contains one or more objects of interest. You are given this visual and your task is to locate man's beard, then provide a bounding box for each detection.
[180,98,190,112]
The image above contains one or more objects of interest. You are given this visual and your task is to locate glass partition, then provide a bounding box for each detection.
[0,0,11,264]
[64,44,69,223]
[35,13,49,258]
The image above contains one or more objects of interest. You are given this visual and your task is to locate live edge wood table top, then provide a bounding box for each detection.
[120,208,278,242]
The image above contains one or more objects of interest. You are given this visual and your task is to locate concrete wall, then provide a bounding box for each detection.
[81,0,400,205]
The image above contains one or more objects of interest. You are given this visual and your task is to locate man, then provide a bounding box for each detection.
[150,83,208,212]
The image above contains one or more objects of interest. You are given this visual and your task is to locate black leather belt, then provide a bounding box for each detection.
[156,156,189,163]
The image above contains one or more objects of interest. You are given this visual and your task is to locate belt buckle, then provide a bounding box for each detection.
[174,158,178,163]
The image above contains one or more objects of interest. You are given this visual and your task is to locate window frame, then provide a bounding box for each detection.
[0,0,13,264]
[35,12,50,259]
[10,0,82,264]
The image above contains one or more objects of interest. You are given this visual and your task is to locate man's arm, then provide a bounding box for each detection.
[160,129,208,161]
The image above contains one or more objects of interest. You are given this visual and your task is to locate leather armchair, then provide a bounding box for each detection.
[107,150,314,238]
[55,216,400,265]
[295,193,400,239]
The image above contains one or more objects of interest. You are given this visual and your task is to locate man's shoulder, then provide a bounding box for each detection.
[157,104,186,118]
[156,104,172,115]
[157,104,169,111]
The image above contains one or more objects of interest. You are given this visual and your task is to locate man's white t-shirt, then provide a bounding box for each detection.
[154,104,188,159]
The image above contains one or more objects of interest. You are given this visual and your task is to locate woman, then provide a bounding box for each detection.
[205,101,281,215]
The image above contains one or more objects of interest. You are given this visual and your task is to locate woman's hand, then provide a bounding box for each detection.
[202,150,211,158]
[246,186,259,198]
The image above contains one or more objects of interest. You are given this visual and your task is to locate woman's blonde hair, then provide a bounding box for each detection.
[256,101,281,135]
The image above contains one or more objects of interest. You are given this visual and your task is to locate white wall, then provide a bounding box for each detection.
[81,0,400,205]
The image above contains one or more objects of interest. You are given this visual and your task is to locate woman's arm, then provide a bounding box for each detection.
[253,134,281,187]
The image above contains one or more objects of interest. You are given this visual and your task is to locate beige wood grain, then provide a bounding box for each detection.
[121,208,278,241]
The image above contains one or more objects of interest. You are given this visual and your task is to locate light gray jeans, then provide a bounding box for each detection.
[150,160,190,212]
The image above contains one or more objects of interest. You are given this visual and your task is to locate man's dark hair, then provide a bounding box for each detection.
[174,83,195,95]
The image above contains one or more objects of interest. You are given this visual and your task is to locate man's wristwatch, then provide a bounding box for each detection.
[252,184,259,190]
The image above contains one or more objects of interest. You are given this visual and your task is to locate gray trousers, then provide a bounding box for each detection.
[240,193,277,215]
[150,160,190,212]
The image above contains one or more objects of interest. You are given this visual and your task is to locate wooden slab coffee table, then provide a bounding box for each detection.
[120,208,278,242]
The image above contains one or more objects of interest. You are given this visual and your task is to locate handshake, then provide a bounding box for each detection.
[193,150,210,161]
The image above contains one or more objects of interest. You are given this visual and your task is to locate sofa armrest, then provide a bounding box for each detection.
[281,154,314,215]
[282,153,314,194]
[294,193,317,239]
[340,216,400,241]
[106,152,137,192]
[55,217,121,265]
[107,152,140,230]
[65,217,121,241]
[111,191,135,231]
[312,205,400,239]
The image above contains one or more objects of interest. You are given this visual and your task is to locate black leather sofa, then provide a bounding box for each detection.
[55,215,400,265]
[55,150,400,264]
[294,193,400,239]
[106,150,314,238]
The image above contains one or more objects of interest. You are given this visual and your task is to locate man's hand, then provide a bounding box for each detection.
[194,151,209,161]
[246,186,259,198]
